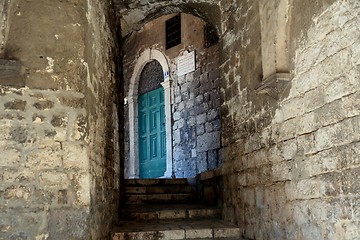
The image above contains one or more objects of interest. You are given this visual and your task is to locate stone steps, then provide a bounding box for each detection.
[112,219,241,240]
[124,178,196,204]
[122,204,221,220]
[114,179,241,239]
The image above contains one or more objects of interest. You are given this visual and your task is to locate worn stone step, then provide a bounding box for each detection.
[122,204,221,220]
[125,193,195,204]
[125,178,188,186]
[125,185,194,195]
[113,219,241,240]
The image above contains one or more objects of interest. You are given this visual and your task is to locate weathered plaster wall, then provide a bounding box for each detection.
[220,0,360,239]
[123,13,222,178]
[0,1,91,239]
[0,0,122,239]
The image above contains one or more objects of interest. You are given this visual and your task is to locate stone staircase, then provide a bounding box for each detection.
[112,179,242,240]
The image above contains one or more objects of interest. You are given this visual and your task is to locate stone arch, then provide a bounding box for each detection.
[120,3,222,38]
[126,48,173,179]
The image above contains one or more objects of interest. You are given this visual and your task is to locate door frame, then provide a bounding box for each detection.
[126,49,173,179]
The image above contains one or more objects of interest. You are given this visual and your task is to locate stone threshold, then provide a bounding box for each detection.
[113,218,241,239]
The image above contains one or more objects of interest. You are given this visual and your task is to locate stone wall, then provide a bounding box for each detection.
[0,0,122,239]
[123,13,222,178]
[220,0,360,239]
[172,43,221,178]
[85,0,122,239]
[0,87,89,240]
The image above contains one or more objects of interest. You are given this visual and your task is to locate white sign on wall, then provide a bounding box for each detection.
[177,51,196,76]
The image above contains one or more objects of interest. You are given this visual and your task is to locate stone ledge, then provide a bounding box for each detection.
[255,72,292,100]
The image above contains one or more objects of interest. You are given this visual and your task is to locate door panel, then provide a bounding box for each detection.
[138,87,166,178]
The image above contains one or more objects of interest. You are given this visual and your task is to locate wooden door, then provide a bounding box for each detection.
[138,87,166,178]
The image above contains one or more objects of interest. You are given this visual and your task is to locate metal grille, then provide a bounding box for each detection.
[166,14,181,49]
[138,60,164,95]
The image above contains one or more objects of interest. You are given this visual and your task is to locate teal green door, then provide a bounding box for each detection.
[138,87,166,178]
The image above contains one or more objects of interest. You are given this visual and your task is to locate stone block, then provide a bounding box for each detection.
[195,95,203,105]
[196,124,205,135]
[321,48,352,80]
[57,92,85,108]
[197,131,221,152]
[282,139,298,160]
[4,185,31,200]
[324,76,354,103]
[187,116,196,126]
[207,150,218,170]
[74,173,90,206]
[272,161,292,182]
[72,114,87,141]
[280,97,305,121]
[51,113,68,128]
[39,171,69,189]
[33,100,54,110]
[338,142,360,170]
[0,146,21,167]
[278,118,297,142]
[267,145,284,163]
[297,111,320,134]
[315,116,359,152]
[49,209,89,239]
[341,168,360,195]
[205,122,213,133]
[173,111,181,121]
[305,88,326,113]
[304,150,340,177]
[196,113,206,124]
[252,148,268,167]
[291,66,321,96]
[297,133,316,155]
[1,169,35,183]
[285,179,321,201]
[186,228,212,238]
[207,109,218,121]
[26,142,62,169]
[9,126,29,144]
[244,132,262,154]
[300,224,322,239]
[197,152,208,172]
[173,129,181,144]
[4,99,26,111]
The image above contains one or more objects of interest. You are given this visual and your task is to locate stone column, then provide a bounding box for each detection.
[126,95,139,179]
[161,80,173,178]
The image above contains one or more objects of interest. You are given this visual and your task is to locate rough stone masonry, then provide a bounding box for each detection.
[0,0,359,239]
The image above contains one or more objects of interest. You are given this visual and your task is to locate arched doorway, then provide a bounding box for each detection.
[125,49,173,179]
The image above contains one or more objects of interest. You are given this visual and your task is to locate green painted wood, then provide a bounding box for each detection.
[138,87,166,178]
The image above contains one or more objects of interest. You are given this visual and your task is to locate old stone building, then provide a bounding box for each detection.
[0,0,359,239]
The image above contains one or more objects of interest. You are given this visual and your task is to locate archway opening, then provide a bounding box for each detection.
[123,13,221,179]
